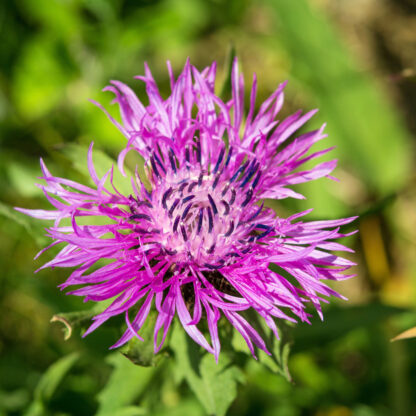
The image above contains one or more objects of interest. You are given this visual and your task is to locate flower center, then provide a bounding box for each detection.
[128,145,273,269]
[158,172,240,264]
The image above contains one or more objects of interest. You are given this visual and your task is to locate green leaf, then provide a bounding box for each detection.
[12,35,73,120]
[24,353,79,416]
[120,310,169,367]
[267,0,412,218]
[292,303,405,350]
[23,400,45,416]
[96,353,155,416]
[219,45,237,100]
[257,324,292,382]
[0,388,29,413]
[18,0,80,40]
[0,202,46,246]
[151,398,204,416]
[0,202,34,233]
[6,162,44,198]
[110,407,147,416]
[34,353,79,403]
[171,323,244,416]
[231,309,293,382]
[267,0,412,215]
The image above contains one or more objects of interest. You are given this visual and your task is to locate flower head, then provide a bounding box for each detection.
[18,59,356,360]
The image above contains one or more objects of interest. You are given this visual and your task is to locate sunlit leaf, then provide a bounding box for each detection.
[171,323,244,416]
[268,0,412,215]
[391,326,416,342]
[110,407,146,416]
[7,162,44,198]
[257,328,292,382]
[232,310,293,382]
[13,35,73,119]
[18,0,80,39]
[96,353,155,416]
[151,398,204,416]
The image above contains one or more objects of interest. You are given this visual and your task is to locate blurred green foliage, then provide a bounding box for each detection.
[1,0,416,415]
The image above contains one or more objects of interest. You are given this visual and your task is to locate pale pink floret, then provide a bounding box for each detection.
[17,59,356,361]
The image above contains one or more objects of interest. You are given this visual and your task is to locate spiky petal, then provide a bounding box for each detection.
[18,59,356,360]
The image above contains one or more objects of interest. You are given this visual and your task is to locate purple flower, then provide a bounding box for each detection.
[17,59,356,360]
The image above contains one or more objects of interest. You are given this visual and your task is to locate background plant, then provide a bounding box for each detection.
[1,1,415,415]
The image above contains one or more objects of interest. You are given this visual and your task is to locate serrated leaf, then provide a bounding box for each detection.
[96,353,155,416]
[236,309,293,382]
[171,323,244,416]
[260,337,292,380]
